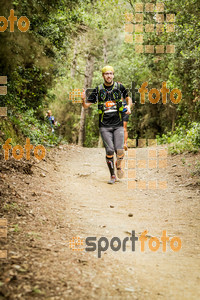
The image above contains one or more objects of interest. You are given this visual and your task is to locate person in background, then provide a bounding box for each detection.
[46,110,55,133]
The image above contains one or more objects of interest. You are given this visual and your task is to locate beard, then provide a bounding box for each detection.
[104,78,113,85]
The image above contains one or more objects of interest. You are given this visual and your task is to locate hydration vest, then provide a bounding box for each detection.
[97,82,123,121]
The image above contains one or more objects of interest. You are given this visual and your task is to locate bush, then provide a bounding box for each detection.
[157,122,200,154]
[8,109,62,146]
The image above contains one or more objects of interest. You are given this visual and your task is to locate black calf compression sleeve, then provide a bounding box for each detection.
[106,156,115,176]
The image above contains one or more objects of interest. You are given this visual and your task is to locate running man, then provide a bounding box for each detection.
[81,66,132,184]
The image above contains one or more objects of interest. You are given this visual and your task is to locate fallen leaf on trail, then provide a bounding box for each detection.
[13,265,21,270]
[11,255,21,259]
[124,231,132,235]
[125,287,135,292]
[78,259,88,265]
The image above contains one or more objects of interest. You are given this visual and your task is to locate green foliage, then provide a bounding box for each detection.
[0,0,90,113]
[8,109,61,146]
[191,161,200,177]
[1,0,200,148]
[84,107,99,147]
[157,122,200,154]
[0,0,94,145]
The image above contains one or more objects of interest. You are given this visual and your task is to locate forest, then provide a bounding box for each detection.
[0,1,200,299]
[0,0,200,153]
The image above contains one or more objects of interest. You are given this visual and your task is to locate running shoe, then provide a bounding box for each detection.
[108,175,116,184]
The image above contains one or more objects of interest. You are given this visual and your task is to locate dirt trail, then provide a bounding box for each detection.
[0,145,200,299]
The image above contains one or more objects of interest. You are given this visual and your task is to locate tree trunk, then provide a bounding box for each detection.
[98,37,108,148]
[71,40,78,78]
[168,104,176,132]
[78,53,95,146]
[171,106,176,132]
[78,107,86,146]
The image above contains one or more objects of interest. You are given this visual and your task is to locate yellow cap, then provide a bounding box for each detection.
[102,66,114,74]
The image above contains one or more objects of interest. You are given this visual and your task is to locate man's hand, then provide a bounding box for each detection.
[125,105,131,115]
[81,89,92,109]
[125,96,132,114]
